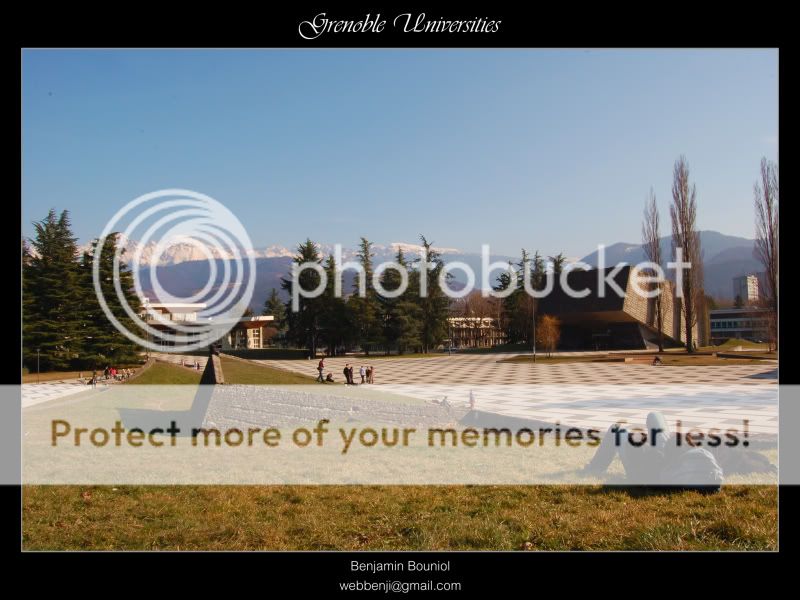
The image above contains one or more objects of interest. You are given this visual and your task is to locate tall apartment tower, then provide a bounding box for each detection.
[733,274,760,305]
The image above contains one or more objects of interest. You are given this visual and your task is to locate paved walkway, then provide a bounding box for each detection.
[21,360,173,408]
[22,380,103,408]
[262,353,778,436]
[265,353,777,386]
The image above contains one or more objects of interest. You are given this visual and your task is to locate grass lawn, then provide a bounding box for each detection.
[499,355,622,364]
[220,357,317,384]
[693,338,774,353]
[123,358,315,385]
[22,370,88,384]
[347,353,451,360]
[22,484,777,550]
[126,362,202,385]
[22,365,143,384]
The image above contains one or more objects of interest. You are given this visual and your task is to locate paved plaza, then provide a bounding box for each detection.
[20,352,779,437]
[262,353,778,436]
[21,380,99,408]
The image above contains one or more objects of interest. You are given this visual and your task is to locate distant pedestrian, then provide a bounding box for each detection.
[317,358,325,383]
[326,372,335,383]
[348,365,355,385]
[103,366,110,380]
[360,365,366,384]
[343,363,351,385]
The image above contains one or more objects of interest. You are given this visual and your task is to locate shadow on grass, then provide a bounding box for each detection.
[585,485,722,498]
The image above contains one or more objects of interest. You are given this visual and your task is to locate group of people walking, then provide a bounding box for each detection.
[87,366,133,387]
[316,358,375,385]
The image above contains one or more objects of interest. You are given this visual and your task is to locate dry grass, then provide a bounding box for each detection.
[219,357,316,384]
[22,484,776,551]
[126,362,202,385]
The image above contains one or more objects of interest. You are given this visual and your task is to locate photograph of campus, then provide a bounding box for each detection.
[20,47,778,556]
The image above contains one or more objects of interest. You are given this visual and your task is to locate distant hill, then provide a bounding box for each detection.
[579,231,762,300]
[131,230,763,310]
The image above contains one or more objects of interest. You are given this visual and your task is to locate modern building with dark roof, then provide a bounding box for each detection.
[537,265,696,350]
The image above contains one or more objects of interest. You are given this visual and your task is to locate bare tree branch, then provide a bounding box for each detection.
[670,156,703,352]
[754,157,779,350]
[642,187,665,352]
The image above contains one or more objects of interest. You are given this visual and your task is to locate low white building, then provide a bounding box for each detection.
[139,299,275,349]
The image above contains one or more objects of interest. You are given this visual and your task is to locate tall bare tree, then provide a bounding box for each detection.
[642,187,665,352]
[670,156,703,353]
[754,157,778,351]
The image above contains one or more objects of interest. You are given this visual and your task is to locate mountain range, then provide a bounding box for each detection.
[117,230,761,310]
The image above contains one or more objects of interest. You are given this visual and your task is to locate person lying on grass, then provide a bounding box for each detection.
[581,411,724,492]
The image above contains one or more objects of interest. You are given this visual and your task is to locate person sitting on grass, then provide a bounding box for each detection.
[652,356,663,366]
[581,411,724,493]
[325,372,335,383]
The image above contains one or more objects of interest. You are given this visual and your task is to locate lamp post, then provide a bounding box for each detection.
[449,320,453,356]
[531,298,536,363]
[36,349,40,384]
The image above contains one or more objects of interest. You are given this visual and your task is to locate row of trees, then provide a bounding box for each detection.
[640,156,778,353]
[278,236,451,355]
[639,156,705,352]
[22,210,142,371]
[489,250,571,346]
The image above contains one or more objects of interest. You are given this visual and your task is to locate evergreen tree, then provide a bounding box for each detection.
[348,237,380,354]
[378,248,421,354]
[414,235,451,353]
[263,288,286,331]
[22,239,37,367]
[548,253,567,276]
[78,233,143,368]
[23,210,84,371]
[494,261,519,343]
[320,254,354,356]
[280,239,324,355]
[494,249,546,345]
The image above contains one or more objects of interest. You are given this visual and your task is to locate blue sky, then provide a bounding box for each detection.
[22,49,778,258]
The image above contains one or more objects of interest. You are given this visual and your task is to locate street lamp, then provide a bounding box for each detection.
[449,321,452,356]
[36,349,40,384]
[531,298,537,363]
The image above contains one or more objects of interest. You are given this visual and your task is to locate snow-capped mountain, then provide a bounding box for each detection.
[78,234,462,267]
[78,233,295,266]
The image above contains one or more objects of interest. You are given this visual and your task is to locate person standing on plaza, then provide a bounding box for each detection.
[317,357,325,383]
[360,365,366,384]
